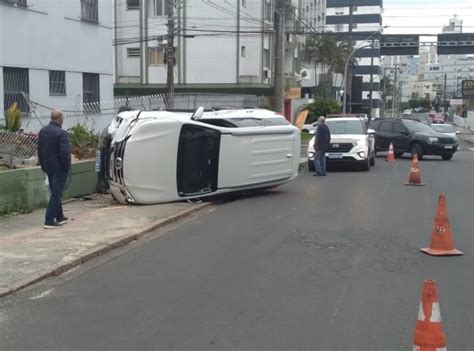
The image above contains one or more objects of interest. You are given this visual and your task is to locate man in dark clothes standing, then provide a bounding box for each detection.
[38,109,71,229]
[313,116,331,176]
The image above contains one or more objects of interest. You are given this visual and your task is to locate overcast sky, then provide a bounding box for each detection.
[383,0,474,35]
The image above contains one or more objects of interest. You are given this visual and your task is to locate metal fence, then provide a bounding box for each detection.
[0,130,38,167]
[3,93,263,133]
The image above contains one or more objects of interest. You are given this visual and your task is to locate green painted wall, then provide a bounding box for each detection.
[0,161,97,215]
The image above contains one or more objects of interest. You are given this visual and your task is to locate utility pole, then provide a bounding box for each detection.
[367,37,375,122]
[381,67,386,117]
[391,66,398,118]
[347,0,353,113]
[274,0,286,113]
[166,0,175,109]
[443,72,447,114]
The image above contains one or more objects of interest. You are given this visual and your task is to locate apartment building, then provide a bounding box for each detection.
[114,0,301,95]
[0,0,113,121]
[325,0,383,117]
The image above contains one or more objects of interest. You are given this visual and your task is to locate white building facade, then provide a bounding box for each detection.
[0,0,114,126]
[325,0,383,117]
[115,0,305,95]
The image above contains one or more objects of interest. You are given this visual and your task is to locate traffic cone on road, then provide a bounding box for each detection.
[413,280,447,351]
[421,193,463,256]
[386,143,395,162]
[405,153,424,186]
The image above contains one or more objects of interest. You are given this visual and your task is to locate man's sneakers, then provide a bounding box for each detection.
[43,223,63,229]
[57,217,69,225]
[43,217,69,229]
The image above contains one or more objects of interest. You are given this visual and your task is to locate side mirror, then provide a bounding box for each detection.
[367,128,376,134]
[191,106,205,120]
[455,130,460,135]
[309,130,316,135]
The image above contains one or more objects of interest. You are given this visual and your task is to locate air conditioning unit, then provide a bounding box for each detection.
[263,68,271,79]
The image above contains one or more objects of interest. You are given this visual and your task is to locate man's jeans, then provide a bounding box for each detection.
[314,150,327,175]
[45,171,68,225]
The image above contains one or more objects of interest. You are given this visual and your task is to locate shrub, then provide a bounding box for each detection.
[67,124,99,160]
[5,103,22,131]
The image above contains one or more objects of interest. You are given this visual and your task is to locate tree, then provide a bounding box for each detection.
[409,98,431,109]
[305,34,353,99]
[301,98,341,123]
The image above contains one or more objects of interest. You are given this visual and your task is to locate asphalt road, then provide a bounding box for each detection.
[1,145,473,351]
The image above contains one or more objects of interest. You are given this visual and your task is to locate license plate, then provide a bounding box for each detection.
[444,145,453,149]
[327,153,343,159]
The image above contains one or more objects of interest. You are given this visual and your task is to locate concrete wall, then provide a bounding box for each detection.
[0,161,97,215]
[453,112,474,131]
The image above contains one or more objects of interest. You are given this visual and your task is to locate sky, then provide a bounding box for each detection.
[383,0,474,35]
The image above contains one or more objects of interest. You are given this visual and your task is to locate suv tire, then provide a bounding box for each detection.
[441,153,453,160]
[411,143,424,160]
[361,157,370,171]
[308,160,315,172]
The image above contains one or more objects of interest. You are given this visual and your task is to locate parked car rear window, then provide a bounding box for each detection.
[326,120,364,134]
[403,120,436,133]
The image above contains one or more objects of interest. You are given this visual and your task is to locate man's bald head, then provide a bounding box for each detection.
[51,109,64,126]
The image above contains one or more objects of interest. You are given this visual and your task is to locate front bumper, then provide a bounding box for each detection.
[308,146,369,163]
[424,143,458,155]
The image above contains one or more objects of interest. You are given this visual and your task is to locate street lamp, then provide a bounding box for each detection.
[342,27,387,117]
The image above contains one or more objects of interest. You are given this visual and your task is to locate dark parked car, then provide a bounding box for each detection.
[370,118,458,160]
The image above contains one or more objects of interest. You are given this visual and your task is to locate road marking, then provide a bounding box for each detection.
[29,288,54,300]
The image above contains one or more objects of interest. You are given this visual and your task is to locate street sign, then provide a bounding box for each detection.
[285,87,301,99]
[437,33,474,55]
[462,80,474,98]
[380,35,419,55]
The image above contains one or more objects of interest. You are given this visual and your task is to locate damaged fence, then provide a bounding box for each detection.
[0,130,38,168]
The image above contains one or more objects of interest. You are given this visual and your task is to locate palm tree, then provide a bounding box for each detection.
[305,34,354,99]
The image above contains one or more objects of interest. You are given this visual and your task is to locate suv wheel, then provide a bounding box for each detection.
[441,153,453,160]
[361,157,370,171]
[411,143,424,160]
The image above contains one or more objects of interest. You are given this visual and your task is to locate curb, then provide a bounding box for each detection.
[458,134,474,145]
[0,202,212,299]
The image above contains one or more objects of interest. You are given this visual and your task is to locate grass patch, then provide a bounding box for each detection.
[301,131,313,143]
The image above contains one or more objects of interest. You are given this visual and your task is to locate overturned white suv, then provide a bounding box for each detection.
[307,117,376,171]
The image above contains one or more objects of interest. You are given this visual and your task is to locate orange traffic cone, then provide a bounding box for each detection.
[413,280,447,351]
[421,193,463,256]
[386,142,395,162]
[405,153,424,186]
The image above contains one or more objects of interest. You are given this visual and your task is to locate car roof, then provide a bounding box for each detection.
[325,117,364,122]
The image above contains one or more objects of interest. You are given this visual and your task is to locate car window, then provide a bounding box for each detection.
[379,121,392,132]
[402,120,436,133]
[431,124,454,133]
[392,123,407,133]
[325,120,364,134]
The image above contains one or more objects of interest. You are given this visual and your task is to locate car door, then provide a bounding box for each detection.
[375,121,393,150]
[391,122,410,152]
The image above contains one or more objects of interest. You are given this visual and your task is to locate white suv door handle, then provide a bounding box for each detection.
[286,153,293,158]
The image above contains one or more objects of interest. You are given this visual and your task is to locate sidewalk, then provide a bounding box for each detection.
[0,194,210,297]
[454,125,474,144]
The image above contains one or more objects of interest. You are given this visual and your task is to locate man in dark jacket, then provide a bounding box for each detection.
[38,109,71,228]
[314,116,331,176]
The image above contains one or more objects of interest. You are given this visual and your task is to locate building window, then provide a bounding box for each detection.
[83,73,100,111]
[263,0,272,22]
[149,47,165,65]
[3,67,29,113]
[81,0,98,23]
[335,24,343,32]
[241,46,246,58]
[127,47,141,58]
[335,7,344,15]
[242,0,246,8]
[154,0,170,16]
[49,70,66,96]
[2,0,28,6]
[352,6,358,12]
[126,0,139,10]
[264,49,270,68]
